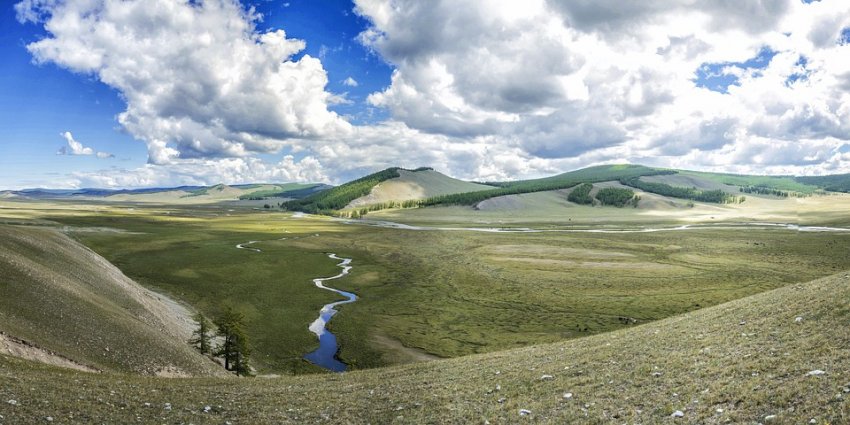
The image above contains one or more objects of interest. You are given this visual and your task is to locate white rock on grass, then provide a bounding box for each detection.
[203,405,212,413]
[563,392,573,399]
[519,409,532,416]
[671,410,684,418]
[6,399,17,406]
[806,370,827,376]
[541,375,554,381]
[795,316,804,323]
[765,414,777,421]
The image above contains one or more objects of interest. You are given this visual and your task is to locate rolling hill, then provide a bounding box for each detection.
[1,268,847,423]
[345,168,495,208]
[0,225,222,376]
[283,166,484,213]
[4,183,329,204]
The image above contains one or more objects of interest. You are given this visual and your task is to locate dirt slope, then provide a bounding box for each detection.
[0,225,222,376]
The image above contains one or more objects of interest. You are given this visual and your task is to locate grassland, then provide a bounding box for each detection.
[1,270,848,423]
[237,183,327,200]
[4,198,850,378]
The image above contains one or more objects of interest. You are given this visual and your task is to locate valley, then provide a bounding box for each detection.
[2,165,850,423]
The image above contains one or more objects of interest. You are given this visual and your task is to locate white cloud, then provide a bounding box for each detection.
[19,0,351,166]
[68,155,327,189]
[56,131,113,158]
[354,0,850,175]
[16,0,850,188]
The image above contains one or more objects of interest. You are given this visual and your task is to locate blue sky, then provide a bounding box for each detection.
[2,0,850,189]
[0,0,390,188]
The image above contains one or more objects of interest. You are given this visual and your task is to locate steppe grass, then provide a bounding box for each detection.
[4,200,850,376]
[1,271,848,423]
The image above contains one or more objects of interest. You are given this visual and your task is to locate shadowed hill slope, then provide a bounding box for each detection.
[0,225,222,376]
[1,269,848,423]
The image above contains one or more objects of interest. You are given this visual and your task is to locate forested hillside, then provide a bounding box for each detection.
[283,168,431,213]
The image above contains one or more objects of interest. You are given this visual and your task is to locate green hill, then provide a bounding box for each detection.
[283,167,430,213]
[1,270,847,423]
[345,169,495,208]
[0,225,222,376]
[237,183,330,200]
[418,164,670,207]
[796,173,850,193]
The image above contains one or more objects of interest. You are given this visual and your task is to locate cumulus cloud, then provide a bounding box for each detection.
[68,155,328,188]
[56,131,113,158]
[16,0,850,188]
[354,0,850,175]
[18,0,351,165]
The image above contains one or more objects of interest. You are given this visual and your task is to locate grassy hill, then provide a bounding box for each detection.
[237,183,330,200]
[283,167,429,213]
[5,183,328,204]
[1,270,848,423]
[677,170,820,194]
[796,174,850,193]
[417,164,670,208]
[0,225,222,376]
[346,169,495,208]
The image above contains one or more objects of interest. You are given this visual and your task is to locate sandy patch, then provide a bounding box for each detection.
[0,332,99,373]
[370,333,441,362]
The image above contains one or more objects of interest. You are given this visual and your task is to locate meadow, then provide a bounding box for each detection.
[3,198,850,376]
[2,270,848,423]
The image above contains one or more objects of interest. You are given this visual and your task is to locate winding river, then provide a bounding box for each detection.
[303,254,357,372]
[331,218,850,234]
[235,236,357,372]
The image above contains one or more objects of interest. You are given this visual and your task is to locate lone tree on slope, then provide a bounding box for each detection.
[214,307,252,375]
[189,312,213,355]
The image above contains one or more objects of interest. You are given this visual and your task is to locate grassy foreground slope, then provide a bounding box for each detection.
[1,271,848,423]
[0,225,221,376]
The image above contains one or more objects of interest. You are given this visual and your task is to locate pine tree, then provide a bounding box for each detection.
[214,307,251,375]
[189,313,213,355]
[231,327,252,377]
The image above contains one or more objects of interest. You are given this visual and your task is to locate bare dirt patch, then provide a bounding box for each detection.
[0,332,98,373]
[370,333,441,363]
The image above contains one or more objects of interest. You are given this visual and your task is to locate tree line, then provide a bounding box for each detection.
[289,165,674,216]
[595,187,639,207]
[190,308,252,376]
[417,165,672,208]
[567,183,594,204]
[619,177,736,204]
[282,167,434,214]
[738,185,789,197]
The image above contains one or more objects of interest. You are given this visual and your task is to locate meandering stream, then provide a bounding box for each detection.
[331,218,850,234]
[235,237,356,372]
[303,254,357,372]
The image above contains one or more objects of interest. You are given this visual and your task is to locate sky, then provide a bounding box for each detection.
[1,0,850,189]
